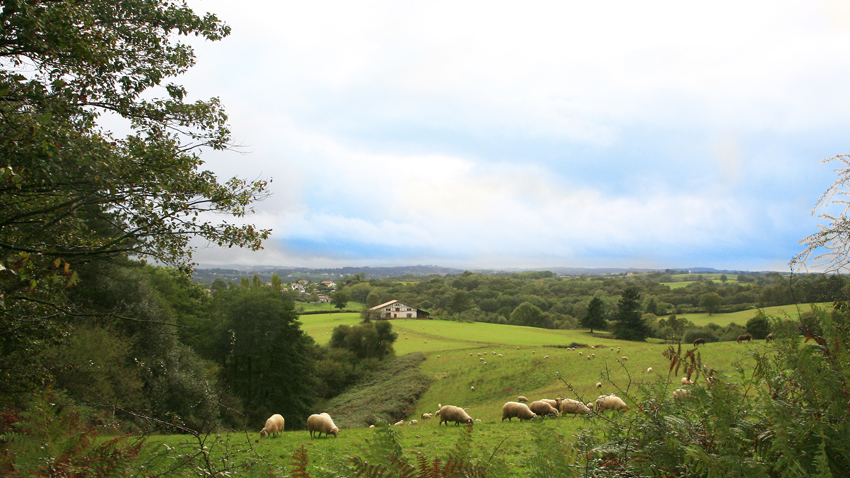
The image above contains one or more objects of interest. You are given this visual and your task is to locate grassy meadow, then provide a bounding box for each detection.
[139,313,780,475]
[671,302,827,327]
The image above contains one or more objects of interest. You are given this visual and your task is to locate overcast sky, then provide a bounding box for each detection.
[175,0,850,271]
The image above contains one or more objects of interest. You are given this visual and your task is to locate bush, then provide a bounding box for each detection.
[746,311,771,339]
[682,327,718,344]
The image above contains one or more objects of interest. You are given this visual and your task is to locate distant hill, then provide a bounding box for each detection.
[191,265,464,283]
[191,264,760,284]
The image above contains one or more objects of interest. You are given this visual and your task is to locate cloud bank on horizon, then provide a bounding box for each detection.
[180,0,850,271]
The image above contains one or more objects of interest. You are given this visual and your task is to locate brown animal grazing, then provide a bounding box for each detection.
[737,334,753,344]
[766,333,774,343]
[693,338,706,347]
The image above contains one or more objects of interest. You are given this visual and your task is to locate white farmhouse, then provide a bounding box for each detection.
[369,299,427,319]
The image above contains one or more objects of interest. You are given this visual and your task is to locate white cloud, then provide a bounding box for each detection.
[176,0,843,269]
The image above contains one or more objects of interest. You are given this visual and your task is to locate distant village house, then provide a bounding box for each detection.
[369,299,429,319]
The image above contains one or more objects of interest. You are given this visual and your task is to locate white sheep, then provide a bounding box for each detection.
[408,419,419,426]
[579,351,583,356]
[681,377,695,386]
[529,400,560,418]
[393,420,405,426]
[595,395,629,412]
[517,395,528,402]
[544,355,550,359]
[498,354,503,357]
[421,413,432,419]
[559,399,591,415]
[621,356,629,361]
[540,398,562,409]
[596,382,602,389]
[646,367,653,373]
[471,386,475,391]
[673,388,692,400]
[260,414,285,438]
[502,402,536,421]
[437,405,474,426]
[307,413,339,438]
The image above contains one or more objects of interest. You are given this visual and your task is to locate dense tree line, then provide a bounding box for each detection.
[336,270,850,342]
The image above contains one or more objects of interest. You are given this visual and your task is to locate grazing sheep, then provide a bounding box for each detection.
[470,353,473,356]
[540,398,562,409]
[501,402,537,421]
[517,346,520,349]
[393,420,405,426]
[596,382,602,389]
[478,353,482,356]
[590,345,596,349]
[483,361,487,365]
[260,414,285,438]
[693,337,706,347]
[529,400,560,417]
[766,333,774,343]
[579,351,583,356]
[591,353,596,358]
[617,347,621,352]
[517,395,528,402]
[737,334,753,344]
[673,389,692,400]
[408,419,418,426]
[559,399,591,415]
[646,367,653,373]
[681,377,695,386]
[369,424,375,428]
[307,413,339,438]
[438,405,474,426]
[621,356,629,361]
[586,356,591,360]
[421,413,432,419]
[437,355,441,358]
[492,351,496,355]
[595,395,629,412]
[498,354,503,357]
[544,355,550,359]
[471,386,475,391]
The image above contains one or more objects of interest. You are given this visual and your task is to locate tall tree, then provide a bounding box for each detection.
[613,286,649,341]
[212,287,317,428]
[699,292,723,315]
[581,297,607,333]
[0,0,269,396]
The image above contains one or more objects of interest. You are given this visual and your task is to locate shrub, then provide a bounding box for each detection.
[682,327,718,344]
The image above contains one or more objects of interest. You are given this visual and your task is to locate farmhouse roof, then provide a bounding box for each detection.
[370,299,402,310]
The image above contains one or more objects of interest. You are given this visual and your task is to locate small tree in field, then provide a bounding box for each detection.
[581,297,606,333]
[332,291,349,310]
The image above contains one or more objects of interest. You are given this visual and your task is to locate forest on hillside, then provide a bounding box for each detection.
[328,269,847,341]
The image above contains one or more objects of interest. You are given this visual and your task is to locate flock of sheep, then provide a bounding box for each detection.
[259,341,719,439]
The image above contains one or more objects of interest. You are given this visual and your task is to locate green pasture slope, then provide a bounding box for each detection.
[144,314,778,476]
[674,302,828,327]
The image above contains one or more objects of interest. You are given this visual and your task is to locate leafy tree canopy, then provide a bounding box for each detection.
[0,0,270,399]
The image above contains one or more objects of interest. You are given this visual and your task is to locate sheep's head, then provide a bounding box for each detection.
[260,429,268,438]
[331,427,339,437]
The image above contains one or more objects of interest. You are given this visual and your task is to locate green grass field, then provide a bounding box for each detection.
[142,311,793,476]
[674,302,827,327]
